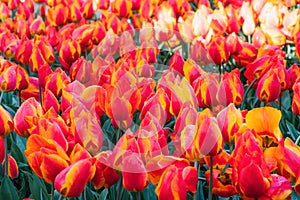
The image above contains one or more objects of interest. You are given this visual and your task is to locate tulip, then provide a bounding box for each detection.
[45,68,70,97]
[35,37,56,65]
[232,129,271,198]
[54,158,96,197]
[0,105,14,137]
[29,45,50,73]
[25,134,70,183]
[245,107,283,147]
[259,174,292,200]
[47,4,69,27]
[111,0,132,18]
[42,89,60,113]
[72,24,94,48]
[29,16,45,35]
[14,97,43,137]
[169,50,185,76]
[155,165,186,200]
[2,155,19,179]
[193,114,223,157]
[122,153,148,192]
[292,81,300,115]
[58,38,82,71]
[287,64,300,90]
[69,3,82,22]
[15,36,33,65]
[217,103,243,144]
[232,41,257,67]
[256,69,281,103]
[92,151,120,189]
[208,35,229,65]
[81,1,94,19]
[217,69,244,106]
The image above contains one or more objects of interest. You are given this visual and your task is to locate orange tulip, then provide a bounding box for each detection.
[0,105,14,137]
[232,40,257,67]
[54,158,96,197]
[25,134,70,184]
[69,3,82,22]
[245,107,283,147]
[217,69,244,106]
[277,138,300,189]
[29,45,50,73]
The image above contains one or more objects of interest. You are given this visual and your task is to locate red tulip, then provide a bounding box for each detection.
[0,136,4,164]
[46,4,69,27]
[217,69,244,106]
[111,0,132,18]
[54,158,96,197]
[58,38,82,71]
[208,35,229,65]
[292,81,300,115]
[122,153,148,192]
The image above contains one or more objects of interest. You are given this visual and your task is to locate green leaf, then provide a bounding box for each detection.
[99,188,108,199]
[28,173,50,200]
[286,120,300,141]
[0,176,19,200]
[10,139,26,163]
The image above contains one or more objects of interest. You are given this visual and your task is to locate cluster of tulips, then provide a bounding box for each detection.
[0,0,300,199]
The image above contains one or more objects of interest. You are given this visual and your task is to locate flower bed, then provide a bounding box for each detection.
[0,0,300,199]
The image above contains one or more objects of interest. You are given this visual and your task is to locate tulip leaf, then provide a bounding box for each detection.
[291,190,300,200]
[10,139,26,163]
[99,188,108,199]
[27,173,50,200]
[286,120,300,141]
[0,176,19,200]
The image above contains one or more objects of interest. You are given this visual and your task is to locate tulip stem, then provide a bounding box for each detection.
[4,136,8,177]
[51,184,54,200]
[116,177,122,200]
[241,78,257,110]
[208,155,213,200]
[39,81,43,105]
[0,91,3,103]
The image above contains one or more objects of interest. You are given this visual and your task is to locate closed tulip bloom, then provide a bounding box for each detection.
[47,4,69,27]
[92,151,120,189]
[0,105,14,136]
[208,35,229,65]
[112,0,132,18]
[55,158,96,197]
[233,130,271,198]
[16,37,33,65]
[14,97,43,137]
[217,69,244,106]
[29,16,45,35]
[194,114,223,157]
[58,38,81,71]
[155,165,186,200]
[256,69,281,103]
[122,153,148,192]
[3,155,19,179]
[217,103,243,144]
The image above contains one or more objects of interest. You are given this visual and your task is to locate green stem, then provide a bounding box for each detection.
[39,81,43,106]
[82,187,86,200]
[0,91,3,103]
[208,155,213,200]
[240,78,257,110]
[278,92,282,111]
[137,192,141,200]
[116,177,122,200]
[51,184,54,200]
[4,136,8,177]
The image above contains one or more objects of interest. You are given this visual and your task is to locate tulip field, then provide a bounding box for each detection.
[1,0,300,199]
